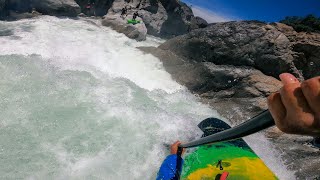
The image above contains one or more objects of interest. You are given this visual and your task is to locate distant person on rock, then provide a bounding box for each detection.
[133,11,139,20]
[90,2,96,16]
[85,3,91,16]
[157,73,320,179]
[85,0,96,16]
[121,7,128,19]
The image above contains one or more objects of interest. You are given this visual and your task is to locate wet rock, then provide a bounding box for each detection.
[0,0,4,10]
[158,0,194,38]
[138,46,282,120]
[293,39,320,79]
[31,0,81,17]
[78,12,86,17]
[102,14,147,41]
[1,0,206,38]
[107,0,165,37]
[75,0,114,16]
[6,0,31,12]
[158,21,302,79]
[6,10,42,20]
[0,0,80,18]
[107,0,205,38]
[265,127,284,138]
[290,33,320,79]
[190,16,208,30]
[312,137,320,148]
[135,1,169,37]
[140,21,319,122]
[272,22,320,79]
[0,0,8,17]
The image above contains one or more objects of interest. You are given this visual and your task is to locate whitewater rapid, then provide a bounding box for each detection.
[0,16,294,179]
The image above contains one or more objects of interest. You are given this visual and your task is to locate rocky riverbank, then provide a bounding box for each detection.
[0,0,207,40]
[0,0,81,19]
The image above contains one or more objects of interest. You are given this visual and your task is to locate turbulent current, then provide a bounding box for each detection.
[0,16,294,179]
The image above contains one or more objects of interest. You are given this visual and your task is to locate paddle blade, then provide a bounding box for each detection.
[181,110,275,148]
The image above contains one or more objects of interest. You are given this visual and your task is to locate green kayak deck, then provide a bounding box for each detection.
[181,118,277,180]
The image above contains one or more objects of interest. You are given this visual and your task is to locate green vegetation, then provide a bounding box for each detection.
[280,14,320,33]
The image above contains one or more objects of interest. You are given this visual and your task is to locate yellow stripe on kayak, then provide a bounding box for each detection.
[185,157,277,180]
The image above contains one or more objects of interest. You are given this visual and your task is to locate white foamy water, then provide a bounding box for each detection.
[245,133,296,180]
[0,16,293,179]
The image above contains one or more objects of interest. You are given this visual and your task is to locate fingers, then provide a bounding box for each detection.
[170,141,181,154]
[278,73,310,115]
[268,73,316,135]
[267,92,286,126]
[278,82,315,134]
[301,77,320,118]
[170,141,185,155]
[268,73,320,135]
[278,73,301,114]
[171,141,181,147]
[279,83,308,114]
[280,83,314,117]
[279,73,300,85]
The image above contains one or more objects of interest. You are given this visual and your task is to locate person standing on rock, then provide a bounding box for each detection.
[85,3,91,16]
[85,0,96,16]
[121,7,128,19]
[157,73,320,179]
[90,2,96,16]
[133,11,139,20]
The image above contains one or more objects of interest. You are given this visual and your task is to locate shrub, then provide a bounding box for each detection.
[280,14,320,33]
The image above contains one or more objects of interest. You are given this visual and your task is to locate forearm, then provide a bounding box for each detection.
[156,154,184,180]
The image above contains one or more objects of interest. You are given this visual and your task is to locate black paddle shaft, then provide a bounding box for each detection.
[180,110,275,148]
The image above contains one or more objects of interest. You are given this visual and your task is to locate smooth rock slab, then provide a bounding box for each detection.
[102,14,147,41]
[32,0,80,17]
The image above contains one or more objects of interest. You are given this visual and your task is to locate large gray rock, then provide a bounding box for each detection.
[0,0,4,8]
[6,10,42,20]
[7,0,31,12]
[292,34,320,79]
[31,0,81,17]
[0,0,8,17]
[107,0,206,38]
[137,1,169,37]
[1,0,205,37]
[143,21,320,117]
[102,14,147,41]
[273,23,320,79]
[158,21,302,79]
[190,16,208,30]
[74,0,114,16]
[158,0,194,37]
[1,0,81,17]
[0,0,5,11]
[138,46,282,120]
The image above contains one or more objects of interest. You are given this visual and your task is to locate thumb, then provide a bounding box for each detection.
[279,73,299,85]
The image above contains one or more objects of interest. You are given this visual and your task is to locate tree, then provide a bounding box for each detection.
[280,14,320,33]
